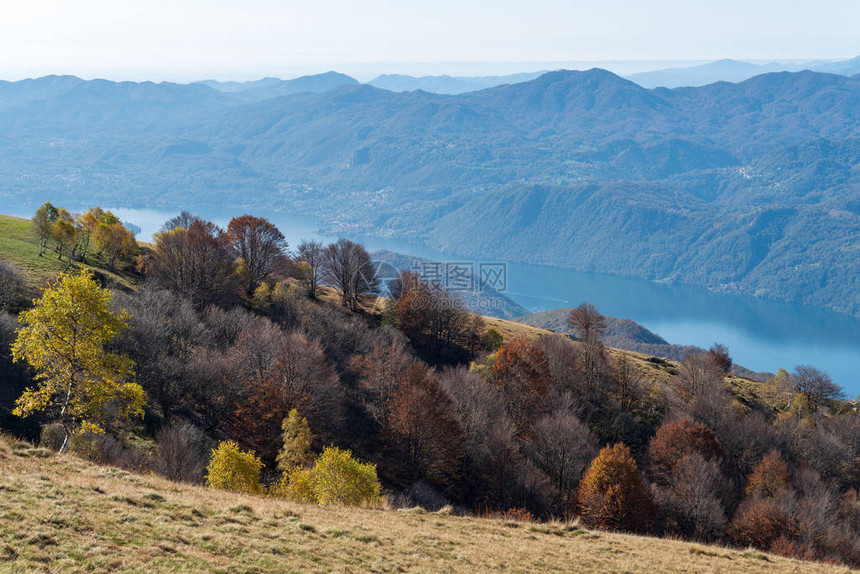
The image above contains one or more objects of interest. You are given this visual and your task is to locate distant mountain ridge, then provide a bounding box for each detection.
[367,71,547,94]
[0,67,857,317]
[194,71,359,101]
[627,56,860,88]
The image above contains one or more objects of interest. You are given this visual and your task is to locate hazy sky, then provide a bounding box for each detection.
[1,0,858,81]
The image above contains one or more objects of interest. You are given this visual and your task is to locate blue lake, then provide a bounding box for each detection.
[69,206,860,397]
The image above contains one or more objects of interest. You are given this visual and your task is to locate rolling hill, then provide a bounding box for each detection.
[0,68,858,316]
[0,435,847,573]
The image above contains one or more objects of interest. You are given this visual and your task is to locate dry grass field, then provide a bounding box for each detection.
[0,436,850,574]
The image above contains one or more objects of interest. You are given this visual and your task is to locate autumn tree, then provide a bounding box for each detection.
[296,240,325,298]
[648,420,732,542]
[728,497,791,551]
[350,339,414,426]
[491,336,552,437]
[112,287,210,421]
[206,440,264,494]
[746,450,791,499]
[656,453,731,541]
[567,303,606,342]
[575,443,655,532]
[390,270,476,360]
[92,210,137,269]
[612,354,641,413]
[279,446,382,507]
[277,408,314,474]
[11,270,146,451]
[52,208,77,262]
[537,334,581,394]
[32,202,59,256]
[75,207,103,263]
[387,362,465,487]
[233,331,344,461]
[147,214,238,309]
[322,238,379,311]
[227,215,288,295]
[648,418,725,486]
[437,366,546,513]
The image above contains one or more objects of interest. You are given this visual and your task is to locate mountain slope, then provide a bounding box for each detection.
[0,69,858,315]
[0,437,844,573]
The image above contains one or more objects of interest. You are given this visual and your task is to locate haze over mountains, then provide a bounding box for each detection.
[627,56,860,88]
[0,62,858,317]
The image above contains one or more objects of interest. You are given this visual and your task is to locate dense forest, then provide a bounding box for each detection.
[1,204,860,567]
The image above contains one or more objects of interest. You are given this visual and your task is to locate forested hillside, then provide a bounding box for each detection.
[2,208,860,567]
[0,69,858,315]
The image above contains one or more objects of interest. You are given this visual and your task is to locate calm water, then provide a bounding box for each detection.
[89,207,860,396]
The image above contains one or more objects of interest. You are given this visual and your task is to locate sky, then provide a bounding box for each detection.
[1,0,858,81]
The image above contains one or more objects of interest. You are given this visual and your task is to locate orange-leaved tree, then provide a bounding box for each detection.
[745,450,791,499]
[648,418,725,486]
[575,443,655,532]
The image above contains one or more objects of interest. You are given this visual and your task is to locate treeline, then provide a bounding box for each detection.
[1,207,859,566]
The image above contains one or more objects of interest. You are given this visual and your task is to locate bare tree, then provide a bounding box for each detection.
[655,453,730,541]
[322,238,379,311]
[567,303,606,342]
[674,352,725,402]
[791,365,843,410]
[708,343,733,374]
[567,303,608,396]
[526,408,598,503]
[227,215,289,294]
[613,354,641,412]
[296,240,325,298]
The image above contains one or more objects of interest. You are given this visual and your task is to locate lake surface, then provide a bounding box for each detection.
[98,207,860,396]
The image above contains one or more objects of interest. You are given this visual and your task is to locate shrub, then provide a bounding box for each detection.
[40,424,66,451]
[276,446,382,507]
[70,432,152,471]
[155,422,213,484]
[575,443,655,533]
[310,447,382,506]
[206,441,264,495]
[274,467,315,503]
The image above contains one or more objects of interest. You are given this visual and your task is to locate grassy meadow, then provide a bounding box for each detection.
[0,435,849,574]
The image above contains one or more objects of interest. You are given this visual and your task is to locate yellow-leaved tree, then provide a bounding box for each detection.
[276,409,314,474]
[11,270,145,451]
